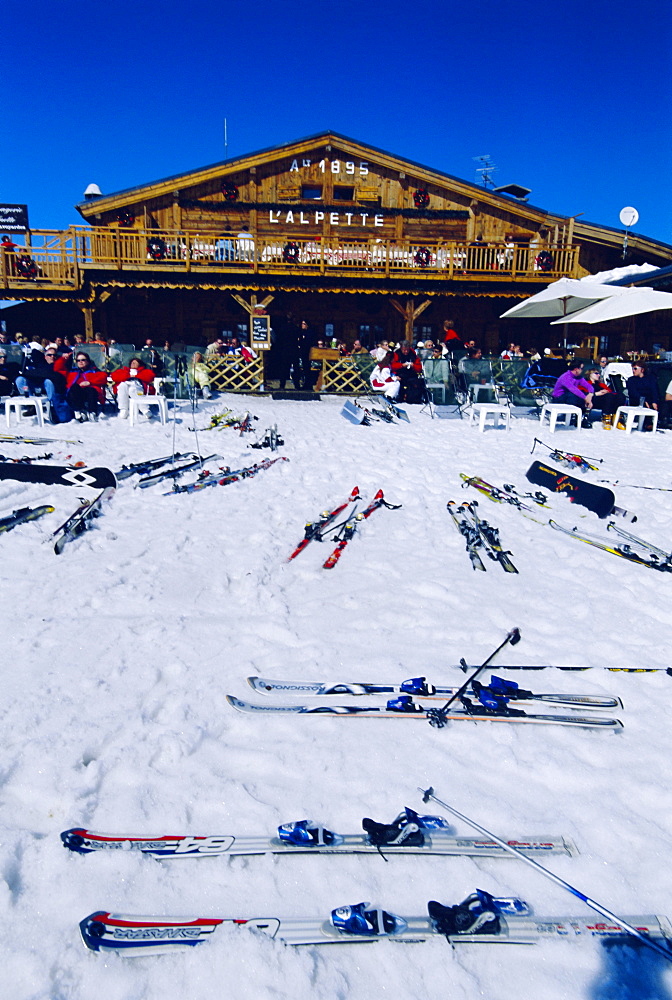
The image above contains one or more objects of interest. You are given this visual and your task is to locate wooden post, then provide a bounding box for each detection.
[390,297,431,342]
[82,305,95,341]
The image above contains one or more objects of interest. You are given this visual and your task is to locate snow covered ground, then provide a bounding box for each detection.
[1,392,671,1000]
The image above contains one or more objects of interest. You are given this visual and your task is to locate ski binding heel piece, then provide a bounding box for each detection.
[362,815,424,848]
[277,820,342,847]
[331,902,408,937]
[400,676,437,696]
[386,695,424,713]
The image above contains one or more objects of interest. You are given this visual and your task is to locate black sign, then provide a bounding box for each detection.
[251,314,271,348]
[0,204,29,233]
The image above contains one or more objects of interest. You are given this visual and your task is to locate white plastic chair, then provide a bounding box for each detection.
[613,406,658,434]
[5,396,51,428]
[539,403,582,432]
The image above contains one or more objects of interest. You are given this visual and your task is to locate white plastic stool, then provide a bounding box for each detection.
[540,403,582,432]
[129,394,168,426]
[469,403,511,432]
[613,406,658,434]
[5,396,51,428]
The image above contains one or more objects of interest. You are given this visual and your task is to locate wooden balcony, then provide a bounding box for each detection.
[1,226,580,295]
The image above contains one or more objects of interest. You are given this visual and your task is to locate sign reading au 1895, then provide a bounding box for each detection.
[0,204,29,233]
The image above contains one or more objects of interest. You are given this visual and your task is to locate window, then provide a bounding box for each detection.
[333,186,355,201]
[301,185,323,200]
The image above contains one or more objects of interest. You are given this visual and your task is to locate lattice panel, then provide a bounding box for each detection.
[321,359,371,394]
[207,357,264,393]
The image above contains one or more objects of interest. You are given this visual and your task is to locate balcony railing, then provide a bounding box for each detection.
[1,226,580,291]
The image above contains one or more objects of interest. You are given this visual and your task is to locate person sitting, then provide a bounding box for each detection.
[584,368,624,425]
[0,348,21,397]
[350,339,369,356]
[370,351,401,399]
[189,352,212,399]
[110,357,156,418]
[15,345,73,422]
[206,336,226,357]
[550,361,593,424]
[66,352,108,421]
[626,362,659,411]
[458,348,491,388]
[391,341,424,403]
[371,339,390,362]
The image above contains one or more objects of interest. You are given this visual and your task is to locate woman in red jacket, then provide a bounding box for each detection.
[66,352,108,421]
[110,358,156,418]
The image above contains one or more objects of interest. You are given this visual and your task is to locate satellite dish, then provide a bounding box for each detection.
[619,206,639,228]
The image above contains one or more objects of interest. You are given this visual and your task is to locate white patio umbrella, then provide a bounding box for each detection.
[550,287,672,325]
[499,277,627,319]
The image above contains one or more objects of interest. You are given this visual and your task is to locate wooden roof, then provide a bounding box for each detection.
[75,130,671,262]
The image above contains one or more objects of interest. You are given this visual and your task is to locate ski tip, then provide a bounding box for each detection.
[373,489,384,500]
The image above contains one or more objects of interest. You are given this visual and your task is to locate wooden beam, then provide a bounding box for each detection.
[390,297,431,340]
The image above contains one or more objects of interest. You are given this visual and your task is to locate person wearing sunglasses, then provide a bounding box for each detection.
[65,352,107,421]
[14,343,72,423]
[626,362,659,411]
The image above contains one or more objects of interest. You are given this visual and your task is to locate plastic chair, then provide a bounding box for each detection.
[5,396,51,428]
[613,406,658,434]
[129,393,168,426]
[539,403,582,432]
[468,403,511,432]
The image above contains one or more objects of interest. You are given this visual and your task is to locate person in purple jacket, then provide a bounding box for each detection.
[551,361,594,417]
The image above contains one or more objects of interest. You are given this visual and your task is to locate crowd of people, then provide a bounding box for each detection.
[1,322,671,425]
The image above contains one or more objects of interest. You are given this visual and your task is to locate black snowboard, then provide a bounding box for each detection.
[0,463,117,490]
[526,461,615,518]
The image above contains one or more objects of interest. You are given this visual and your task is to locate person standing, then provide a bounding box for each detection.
[391,341,424,403]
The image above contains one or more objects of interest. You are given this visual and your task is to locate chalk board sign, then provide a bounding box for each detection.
[0,204,29,233]
[251,314,271,350]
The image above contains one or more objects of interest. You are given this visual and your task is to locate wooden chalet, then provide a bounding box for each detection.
[2,131,671,361]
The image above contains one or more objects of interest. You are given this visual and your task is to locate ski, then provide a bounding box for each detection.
[51,487,115,554]
[79,891,671,955]
[0,462,116,490]
[322,490,401,568]
[287,487,360,561]
[460,475,546,520]
[61,808,578,859]
[531,437,602,473]
[461,501,518,573]
[137,455,219,488]
[116,453,198,481]
[606,522,672,566]
[167,457,288,495]
[0,433,82,445]
[247,675,621,709]
[549,520,672,573]
[250,425,284,451]
[226,695,622,730]
[447,500,486,570]
[0,504,54,534]
[367,395,410,423]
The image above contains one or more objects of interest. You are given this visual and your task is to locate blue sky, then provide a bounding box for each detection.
[4,0,672,248]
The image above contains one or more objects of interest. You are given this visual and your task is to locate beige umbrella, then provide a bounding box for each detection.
[550,287,672,325]
[499,277,627,319]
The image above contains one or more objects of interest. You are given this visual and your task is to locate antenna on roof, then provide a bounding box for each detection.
[619,206,639,260]
[224,119,228,158]
[473,155,496,189]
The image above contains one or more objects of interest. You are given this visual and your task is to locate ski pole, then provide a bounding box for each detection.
[427,627,520,728]
[419,786,672,964]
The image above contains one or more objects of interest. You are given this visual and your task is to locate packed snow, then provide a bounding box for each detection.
[1,393,671,1000]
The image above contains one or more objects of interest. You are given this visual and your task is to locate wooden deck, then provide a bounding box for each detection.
[0,227,580,295]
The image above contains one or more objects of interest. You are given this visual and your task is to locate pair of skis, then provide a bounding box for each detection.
[229,629,622,729]
[447,500,517,573]
[166,456,288,494]
[51,486,115,554]
[287,487,401,568]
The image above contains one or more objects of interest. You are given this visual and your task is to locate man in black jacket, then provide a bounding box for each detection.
[15,346,72,422]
